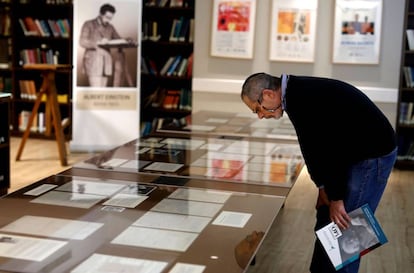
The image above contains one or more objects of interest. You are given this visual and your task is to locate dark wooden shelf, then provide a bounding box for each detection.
[396,0,414,170]
[140,0,194,136]
[394,159,414,169]
[5,2,73,140]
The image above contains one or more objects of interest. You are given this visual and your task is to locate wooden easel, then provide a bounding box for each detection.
[15,64,71,166]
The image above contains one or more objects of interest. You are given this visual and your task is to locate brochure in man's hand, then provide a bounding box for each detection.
[315,203,388,271]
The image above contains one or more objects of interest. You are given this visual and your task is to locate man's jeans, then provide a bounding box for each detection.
[310,147,397,273]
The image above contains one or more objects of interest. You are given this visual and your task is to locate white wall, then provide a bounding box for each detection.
[192,0,405,127]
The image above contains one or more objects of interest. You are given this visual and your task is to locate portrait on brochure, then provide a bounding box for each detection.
[75,0,139,88]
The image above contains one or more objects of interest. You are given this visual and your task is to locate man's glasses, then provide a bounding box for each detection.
[252,91,279,114]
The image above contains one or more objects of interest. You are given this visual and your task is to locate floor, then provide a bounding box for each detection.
[8,137,414,273]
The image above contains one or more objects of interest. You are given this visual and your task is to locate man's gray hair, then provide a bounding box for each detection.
[241,72,279,100]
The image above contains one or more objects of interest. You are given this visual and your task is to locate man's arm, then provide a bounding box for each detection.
[79,21,97,49]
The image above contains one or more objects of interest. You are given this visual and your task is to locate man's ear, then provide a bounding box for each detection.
[262,89,275,99]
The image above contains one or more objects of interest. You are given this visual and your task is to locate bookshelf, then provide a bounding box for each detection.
[140,0,194,136]
[0,1,12,95]
[9,0,73,140]
[396,0,414,169]
[0,93,10,194]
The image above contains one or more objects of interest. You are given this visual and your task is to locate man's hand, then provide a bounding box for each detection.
[329,200,351,229]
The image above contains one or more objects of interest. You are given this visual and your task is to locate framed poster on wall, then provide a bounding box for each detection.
[332,0,382,64]
[269,0,318,62]
[210,0,256,59]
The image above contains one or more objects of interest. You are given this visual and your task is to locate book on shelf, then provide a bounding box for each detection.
[169,17,186,42]
[56,19,70,38]
[0,39,10,68]
[141,57,149,74]
[315,204,387,271]
[34,19,49,37]
[19,80,37,100]
[403,141,414,160]
[403,66,413,88]
[160,56,175,76]
[186,52,193,78]
[149,87,166,108]
[178,18,190,42]
[18,18,37,36]
[142,21,149,41]
[158,0,169,7]
[23,17,41,36]
[155,116,188,131]
[162,89,181,109]
[18,110,49,134]
[175,57,188,77]
[169,19,179,42]
[39,20,52,37]
[407,29,414,50]
[179,88,191,111]
[38,112,45,133]
[145,0,157,6]
[147,59,158,75]
[47,19,61,37]
[170,0,184,7]
[149,21,161,42]
[166,55,182,76]
[0,10,11,36]
[188,18,195,43]
[399,101,414,125]
[0,76,11,92]
[140,120,156,137]
[1,76,11,92]
[141,57,155,75]
[397,135,414,161]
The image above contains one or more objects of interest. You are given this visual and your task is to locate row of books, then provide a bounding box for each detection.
[142,18,194,43]
[142,21,161,42]
[155,115,190,131]
[19,80,37,100]
[0,9,11,36]
[140,115,190,137]
[140,120,157,137]
[19,48,60,65]
[19,0,71,5]
[44,0,71,4]
[19,80,69,102]
[18,110,46,133]
[145,0,190,8]
[18,17,70,38]
[18,110,70,133]
[397,136,414,161]
[402,66,414,88]
[0,38,11,68]
[149,87,192,110]
[169,17,194,43]
[399,101,414,125]
[0,76,12,93]
[142,53,193,78]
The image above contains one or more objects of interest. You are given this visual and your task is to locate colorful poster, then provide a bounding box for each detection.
[333,0,382,64]
[210,0,256,59]
[269,0,318,62]
[71,0,141,152]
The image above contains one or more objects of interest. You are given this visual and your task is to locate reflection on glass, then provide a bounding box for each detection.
[234,230,265,269]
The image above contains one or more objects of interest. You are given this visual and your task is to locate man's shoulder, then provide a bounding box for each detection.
[83,17,99,26]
